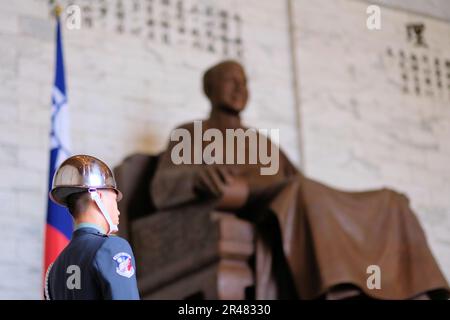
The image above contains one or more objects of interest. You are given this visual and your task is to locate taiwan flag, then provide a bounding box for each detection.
[43,15,73,279]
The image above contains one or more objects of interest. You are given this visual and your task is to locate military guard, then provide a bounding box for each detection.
[44,154,140,300]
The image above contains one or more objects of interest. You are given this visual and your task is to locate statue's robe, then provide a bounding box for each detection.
[151,119,450,299]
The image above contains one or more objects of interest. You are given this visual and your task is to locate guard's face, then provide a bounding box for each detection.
[101,189,121,228]
[209,63,248,113]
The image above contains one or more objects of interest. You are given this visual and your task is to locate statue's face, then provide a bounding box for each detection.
[208,63,248,113]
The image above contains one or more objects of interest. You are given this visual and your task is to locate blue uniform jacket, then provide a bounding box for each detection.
[45,225,140,300]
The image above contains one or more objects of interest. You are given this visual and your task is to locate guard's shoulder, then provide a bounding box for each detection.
[98,235,133,252]
[77,231,109,251]
[93,235,137,282]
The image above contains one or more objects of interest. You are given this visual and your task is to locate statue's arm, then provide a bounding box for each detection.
[151,144,249,211]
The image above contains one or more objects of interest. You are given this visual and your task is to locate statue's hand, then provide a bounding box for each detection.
[194,166,249,210]
[217,175,249,210]
[194,165,232,197]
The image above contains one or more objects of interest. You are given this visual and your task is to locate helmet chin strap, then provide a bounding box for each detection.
[88,188,118,234]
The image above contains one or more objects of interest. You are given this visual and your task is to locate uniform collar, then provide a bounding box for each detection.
[74,222,106,235]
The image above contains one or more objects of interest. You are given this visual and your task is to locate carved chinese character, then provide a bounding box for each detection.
[406,23,427,47]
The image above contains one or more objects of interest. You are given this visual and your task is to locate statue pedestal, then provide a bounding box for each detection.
[132,210,255,300]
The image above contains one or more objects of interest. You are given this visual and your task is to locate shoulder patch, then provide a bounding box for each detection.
[112,252,135,278]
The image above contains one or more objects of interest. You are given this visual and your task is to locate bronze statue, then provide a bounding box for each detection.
[151,60,449,299]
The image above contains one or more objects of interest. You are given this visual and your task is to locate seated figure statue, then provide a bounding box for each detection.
[151,60,450,299]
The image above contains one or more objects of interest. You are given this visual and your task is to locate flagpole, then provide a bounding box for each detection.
[43,1,73,299]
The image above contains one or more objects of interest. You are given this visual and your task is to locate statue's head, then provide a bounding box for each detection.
[202,60,248,114]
